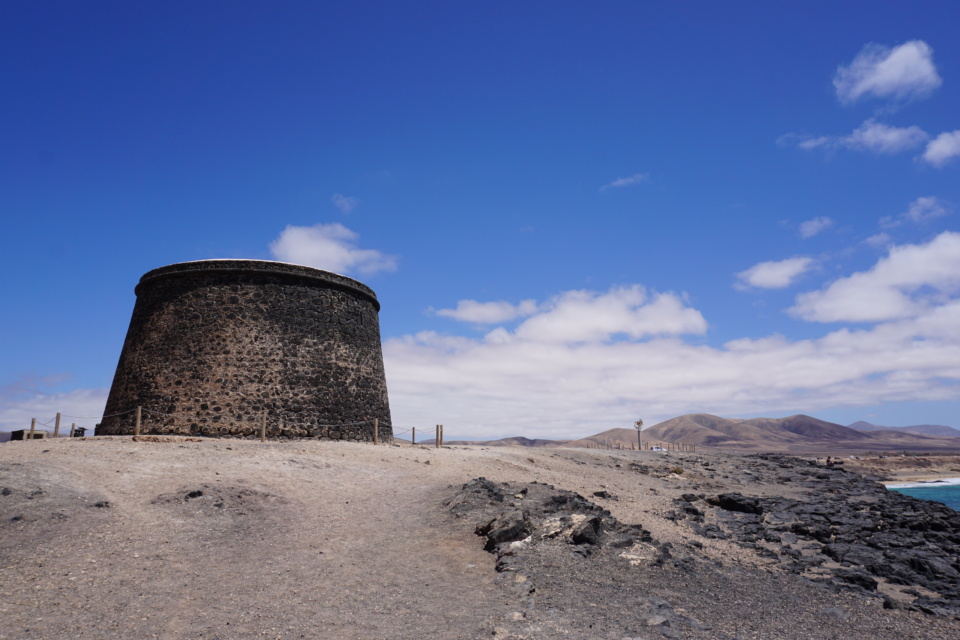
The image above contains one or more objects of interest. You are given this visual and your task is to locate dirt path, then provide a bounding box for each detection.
[0,438,513,639]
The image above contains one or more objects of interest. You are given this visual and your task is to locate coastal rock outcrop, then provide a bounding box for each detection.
[671,455,960,616]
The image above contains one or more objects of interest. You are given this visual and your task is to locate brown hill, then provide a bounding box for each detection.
[849,421,960,439]
[563,427,642,450]
[640,413,960,454]
[640,414,750,448]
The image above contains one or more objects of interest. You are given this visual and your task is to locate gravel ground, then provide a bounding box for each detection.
[1,437,958,639]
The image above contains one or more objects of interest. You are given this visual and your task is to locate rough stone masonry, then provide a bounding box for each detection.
[98,259,392,441]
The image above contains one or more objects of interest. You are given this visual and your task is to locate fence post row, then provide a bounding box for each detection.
[20,407,446,448]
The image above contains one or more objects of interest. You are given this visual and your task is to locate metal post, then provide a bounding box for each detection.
[412,427,415,445]
[54,413,61,438]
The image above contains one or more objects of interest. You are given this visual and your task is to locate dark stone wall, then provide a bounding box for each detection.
[99,260,392,441]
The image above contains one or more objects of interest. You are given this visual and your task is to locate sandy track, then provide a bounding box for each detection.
[1,438,516,639]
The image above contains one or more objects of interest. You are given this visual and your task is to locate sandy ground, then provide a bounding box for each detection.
[1,437,958,639]
[839,454,960,483]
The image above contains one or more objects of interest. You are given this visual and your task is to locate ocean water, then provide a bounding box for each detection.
[888,483,960,511]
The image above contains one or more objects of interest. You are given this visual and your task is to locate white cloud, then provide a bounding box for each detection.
[834,40,942,104]
[843,119,928,154]
[331,193,360,214]
[0,385,108,434]
[384,278,960,439]
[510,287,707,344]
[923,131,960,167]
[600,173,649,191]
[789,231,960,323]
[799,216,834,239]
[735,257,815,290]
[795,135,831,150]
[905,196,948,223]
[865,232,892,248]
[435,299,539,324]
[268,223,398,276]
[788,120,928,156]
[880,196,949,229]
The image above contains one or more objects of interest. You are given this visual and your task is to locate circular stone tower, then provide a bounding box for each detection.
[99,260,392,441]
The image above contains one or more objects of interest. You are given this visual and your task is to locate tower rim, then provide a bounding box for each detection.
[135,259,380,310]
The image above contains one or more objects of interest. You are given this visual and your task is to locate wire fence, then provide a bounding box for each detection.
[5,405,451,447]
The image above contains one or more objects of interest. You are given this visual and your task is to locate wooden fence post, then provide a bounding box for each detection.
[373,418,379,445]
[29,418,36,439]
[435,425,439,448]
[440,424,444,446]
[260,413,267,442]
[70,423,76,438]
[54,413,61,438]
[134,406,142,437]
[411,426,416,445]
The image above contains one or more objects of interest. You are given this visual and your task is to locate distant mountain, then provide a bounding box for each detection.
[848,421,960,439]
[563,428,642,450]
[638,413,870,450]
[636,413,960,454]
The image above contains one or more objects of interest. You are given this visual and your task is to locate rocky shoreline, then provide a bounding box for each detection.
[447,453,960,638]
[671,455,960,616]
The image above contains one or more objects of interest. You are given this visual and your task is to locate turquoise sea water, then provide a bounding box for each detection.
[889,485,960,511]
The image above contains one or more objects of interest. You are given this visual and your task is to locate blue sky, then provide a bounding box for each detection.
[3,2,960,439]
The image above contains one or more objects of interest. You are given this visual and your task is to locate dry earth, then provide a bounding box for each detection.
[1,437,958,639]
[841,455,960,483]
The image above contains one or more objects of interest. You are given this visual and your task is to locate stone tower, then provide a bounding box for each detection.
[98,260,392,441]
